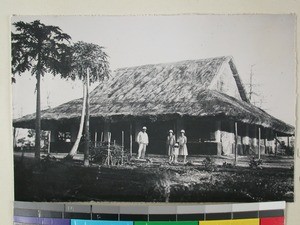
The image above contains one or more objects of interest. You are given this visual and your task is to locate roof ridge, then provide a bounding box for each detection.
[114,56,232,71]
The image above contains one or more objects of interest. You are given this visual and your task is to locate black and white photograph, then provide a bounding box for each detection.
[12,15,296,203]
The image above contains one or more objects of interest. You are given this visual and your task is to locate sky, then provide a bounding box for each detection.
[12,15,296,126]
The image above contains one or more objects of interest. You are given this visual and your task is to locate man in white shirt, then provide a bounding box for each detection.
[137,126,149,159]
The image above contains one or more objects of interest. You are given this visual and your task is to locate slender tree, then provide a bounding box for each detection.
[12,20,72,161]
[67,41,110,166]
[67,81,87,158]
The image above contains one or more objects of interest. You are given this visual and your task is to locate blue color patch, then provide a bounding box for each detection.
[14,216,70,225]
[71,219,133,225]
[14,216,39,224]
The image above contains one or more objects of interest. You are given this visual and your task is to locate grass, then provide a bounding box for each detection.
[14,153,294,202]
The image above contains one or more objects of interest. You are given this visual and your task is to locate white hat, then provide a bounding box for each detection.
[142,126,147,130]
[169,130,173,133]
[180,129,185,133]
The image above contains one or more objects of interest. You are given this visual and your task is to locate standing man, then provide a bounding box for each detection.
[137,126,149,159]
[166,130,176,162]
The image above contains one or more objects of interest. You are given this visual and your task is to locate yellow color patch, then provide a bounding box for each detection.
[199,220,231,225]
[199,218,259,225]
[231,219,259,225]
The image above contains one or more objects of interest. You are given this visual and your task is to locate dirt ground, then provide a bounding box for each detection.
[14,153,294,203]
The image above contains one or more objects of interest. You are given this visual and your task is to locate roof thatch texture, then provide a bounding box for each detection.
[14,56,294,135]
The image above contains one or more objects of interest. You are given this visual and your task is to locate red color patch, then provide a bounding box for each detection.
[261,216,284,225]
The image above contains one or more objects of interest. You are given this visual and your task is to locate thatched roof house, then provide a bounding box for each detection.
[14,56,294,155]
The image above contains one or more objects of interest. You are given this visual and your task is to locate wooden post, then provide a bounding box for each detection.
[13,128,16,149]
[275,133,278,156]
[100,132,103,144]
[234,122,238,165]
[258,127,261,159]
[253,126,257,147]
[264,138,267,154]
[107,132,111,165]
[121,131,124,165]
[287,136,290,148]
[264,128,268,154]
[103,122,111,142]
[47,131,51,154]
[129,123,133,156]
[84,68,90,167]
[94,132,97,147]
[242,124,249,155]
[214,121,221,142]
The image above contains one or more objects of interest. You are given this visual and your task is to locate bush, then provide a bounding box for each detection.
[90,142,130,165]
[249,157,263,169]
[285,146,294,156]
[202,156,215,171]
[222,161,233,168]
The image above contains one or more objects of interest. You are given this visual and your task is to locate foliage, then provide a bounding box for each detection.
[15,129,49,151]
[39,154,59,171]
[14,157,294,202]
[249,157,263,169]
[12,20,72,160]
[222,161,233,168]
[90,142,129,165]
[68,41,110,83]
[202,156,216,171]
[285,146,294,156]
[12,20,72,78]
[66,41,110,166]
[17,137,26,145]
[15,137,31,151]
[27,129,50,144]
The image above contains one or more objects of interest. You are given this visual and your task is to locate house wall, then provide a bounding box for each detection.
[185,119,219,155]
[50,128,58,143]
[176,118,185,139]
[220,121,235,155]
[218,122,276,156]
[103,122,111,141]
[184,120,265,156]
[46,118,277,157]
[134,120,143,142]
[220,131,234,154]
[142,120,175,155]
[211,63,242,100]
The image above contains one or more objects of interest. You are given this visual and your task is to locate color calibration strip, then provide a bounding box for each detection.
[13,201,285,225]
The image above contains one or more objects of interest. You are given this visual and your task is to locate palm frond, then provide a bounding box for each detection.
[69,41,110,83]
[11,20,72,77]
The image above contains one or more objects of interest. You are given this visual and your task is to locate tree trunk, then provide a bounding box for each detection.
[13,127,17,149]
[258,127,261,159]
[67,82,87,157]
[84,68,90,167]
[234,122,238,165]
[34,72,41,161]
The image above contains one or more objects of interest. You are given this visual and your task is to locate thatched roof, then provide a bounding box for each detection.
[14,56,294,135]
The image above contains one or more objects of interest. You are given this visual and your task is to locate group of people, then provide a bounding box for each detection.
[136,126,188,163]
[166,129,188,163]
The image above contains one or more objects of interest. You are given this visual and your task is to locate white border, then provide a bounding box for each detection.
[1,1,300,225]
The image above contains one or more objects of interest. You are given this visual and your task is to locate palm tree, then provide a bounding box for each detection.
[12,20,72,161]
[67,41,110,166]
